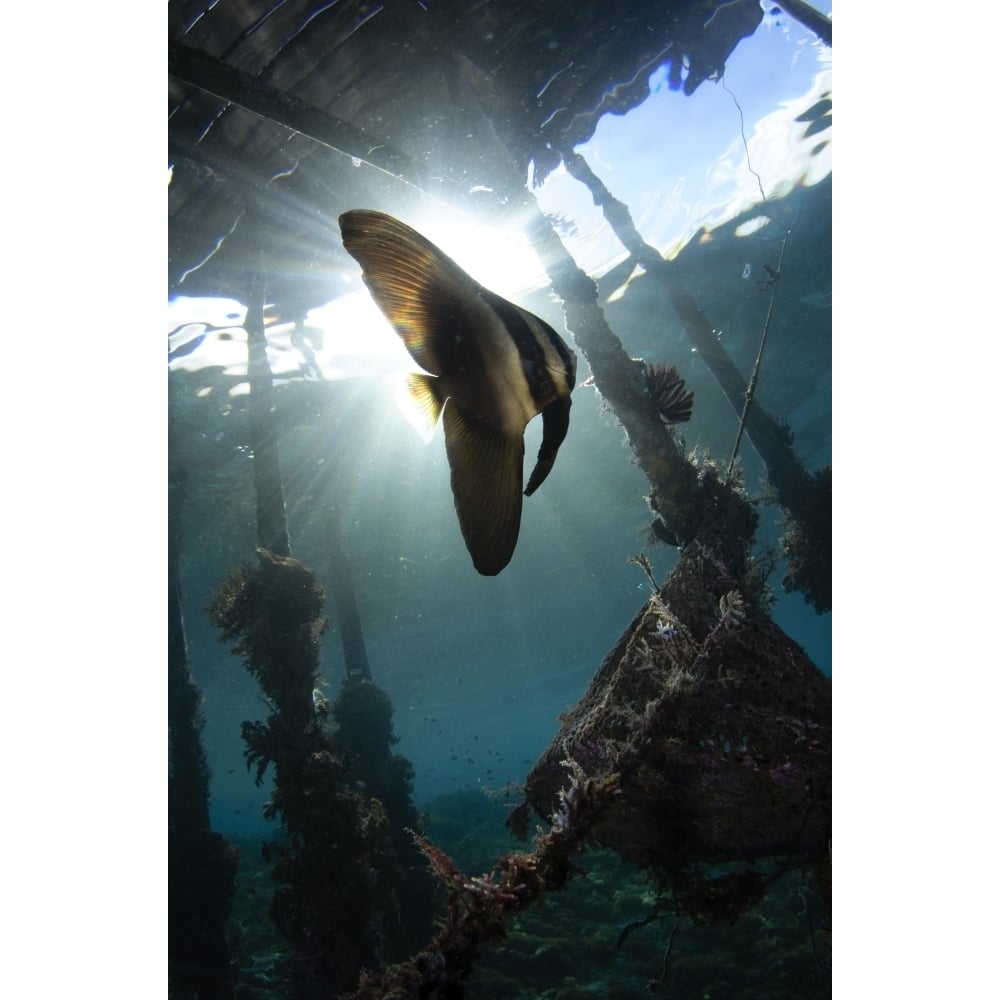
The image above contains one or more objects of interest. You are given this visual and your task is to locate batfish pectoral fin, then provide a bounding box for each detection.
[442,401,525,576]
[399,372,444,442]
[524,395,572,497]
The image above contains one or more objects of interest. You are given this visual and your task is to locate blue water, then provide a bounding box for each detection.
[168,7,832,997]
[173,172,830,838]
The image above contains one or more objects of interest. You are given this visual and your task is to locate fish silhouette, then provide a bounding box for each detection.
[340,210,576,575]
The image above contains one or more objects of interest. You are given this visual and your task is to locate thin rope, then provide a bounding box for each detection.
[647,913,681,992]
[726,229,789,481]
[720,71,790,481]
[722,72,766,205]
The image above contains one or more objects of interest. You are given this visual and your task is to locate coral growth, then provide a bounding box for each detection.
[779,465,831,614]
[511,463,831,930]
[350,759,622,999]
[333,679,437,962]
[208,550,411,997]
[413,793,830,1000]
[209,548,326,739]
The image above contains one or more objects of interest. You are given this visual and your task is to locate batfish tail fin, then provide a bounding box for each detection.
[443,402,524,576]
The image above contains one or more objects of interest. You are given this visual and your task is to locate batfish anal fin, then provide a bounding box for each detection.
[442,401,525,576]
[339,210,479,376]
[524,395,572,497]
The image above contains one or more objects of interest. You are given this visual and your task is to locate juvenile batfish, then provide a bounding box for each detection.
[339,210,577,576]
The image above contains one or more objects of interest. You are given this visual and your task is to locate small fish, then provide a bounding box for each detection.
[339,210,577,575]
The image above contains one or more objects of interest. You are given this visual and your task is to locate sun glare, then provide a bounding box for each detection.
[401,209,551,300]
[304,290,414,379]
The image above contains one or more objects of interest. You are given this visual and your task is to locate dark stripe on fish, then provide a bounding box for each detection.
[479,289,556,404]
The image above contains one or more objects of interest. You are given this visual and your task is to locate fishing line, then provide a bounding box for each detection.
[726,228,789,481]
[720,70,791,481]
[721,72,767,205]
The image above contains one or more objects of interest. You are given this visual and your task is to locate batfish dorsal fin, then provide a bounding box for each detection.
[339,210,476,376]
[442,401,524,576]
